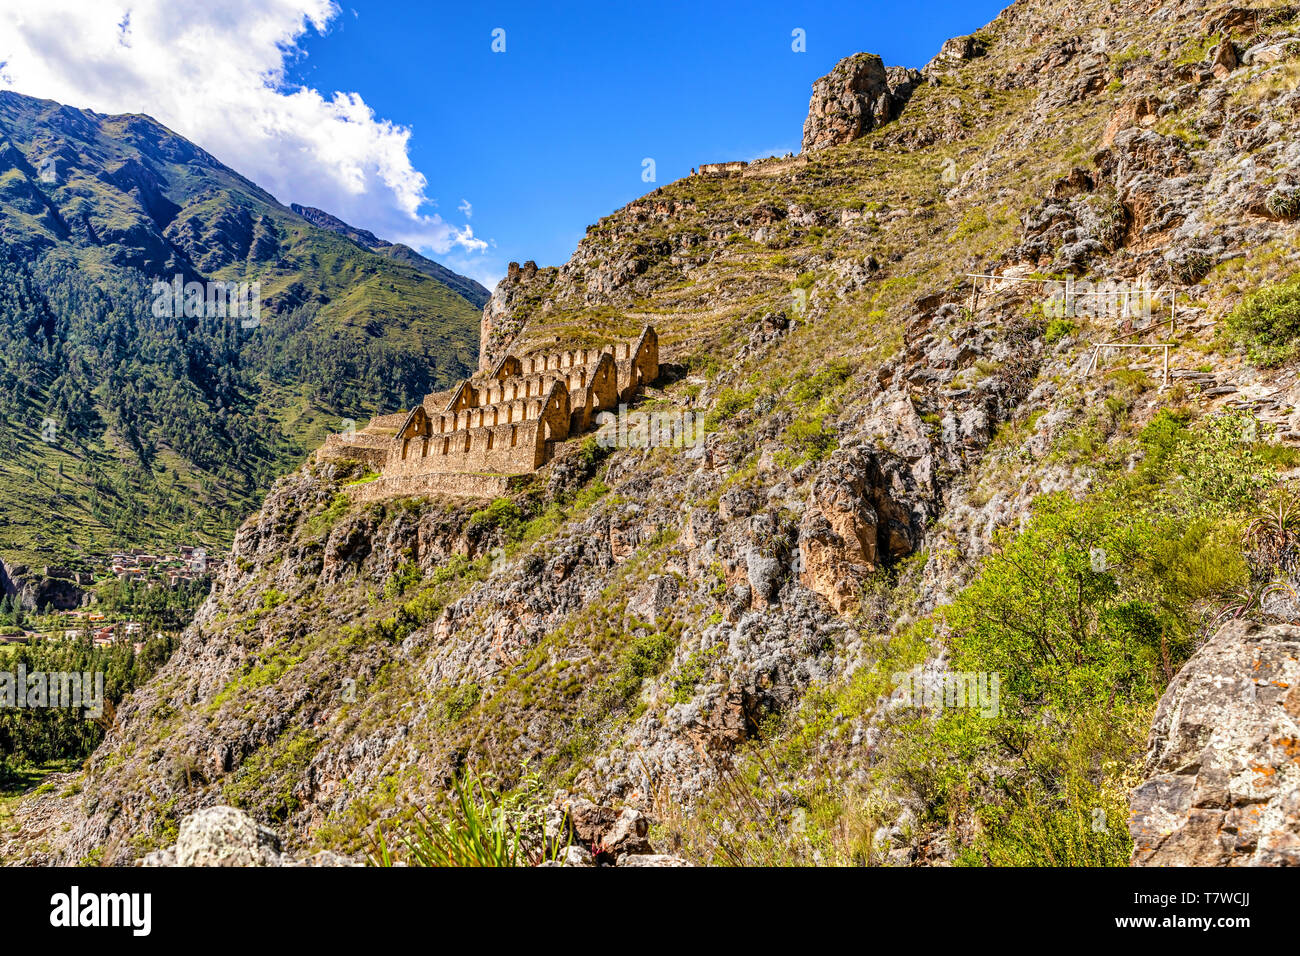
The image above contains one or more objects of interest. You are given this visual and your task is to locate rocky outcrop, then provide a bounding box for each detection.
[1129,620,1300,866]
[138,806,360,867]
[798,446,920,613]
[540,796,691,867]
[0,558,89,611]
[801,53,921,152]
[479,259,553,372]
[924,34,985,73]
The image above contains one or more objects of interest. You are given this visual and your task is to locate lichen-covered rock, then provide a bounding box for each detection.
[1129,621,1300,866]
[138,806,361,867]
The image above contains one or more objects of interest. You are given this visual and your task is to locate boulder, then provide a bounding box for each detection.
[1211,40,1239,78]
[560,795,621,846]
[602,807,653,857]
[137,805,361,866]
[173,806,283,867]
[1129,620,1300,866]
[797,446,917,613]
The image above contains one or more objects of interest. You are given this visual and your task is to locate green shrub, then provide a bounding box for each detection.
[1044,318,1076,346]
[467,498,525,540]
[604,626,680,710]
[443,683,481,723]
[383,561,423,599]
[778,414,837,467]
[705,386,759,430]
[1226,277,1300,366]
[789,359,853,404]
[577,436,608,470]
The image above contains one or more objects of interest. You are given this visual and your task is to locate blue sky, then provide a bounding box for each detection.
[283,0,1008,288]
[0,0,1008,292]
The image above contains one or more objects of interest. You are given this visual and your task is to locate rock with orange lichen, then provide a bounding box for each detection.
[1130,620,1300,866]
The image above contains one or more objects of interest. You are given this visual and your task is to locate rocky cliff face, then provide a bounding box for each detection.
[6,0,1300,866]
[1130,620,1300,866]
[801,53,922,152]
[0,559,88,611]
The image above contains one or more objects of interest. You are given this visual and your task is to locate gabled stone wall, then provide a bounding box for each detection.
[318,325,659,498]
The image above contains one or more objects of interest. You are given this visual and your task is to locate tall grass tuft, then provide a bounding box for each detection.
[370,771,563,867]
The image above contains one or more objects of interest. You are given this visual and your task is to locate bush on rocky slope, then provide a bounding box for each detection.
[663,410,1275,865]
[1225,277,1300,366]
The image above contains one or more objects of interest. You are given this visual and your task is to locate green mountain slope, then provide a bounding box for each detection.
[288,202,490,309]
[0,91,481,568]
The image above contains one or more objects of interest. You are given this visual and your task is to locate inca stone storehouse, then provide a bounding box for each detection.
[318,325,659,499]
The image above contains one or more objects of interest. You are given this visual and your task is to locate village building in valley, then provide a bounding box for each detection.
[318,325,659,499]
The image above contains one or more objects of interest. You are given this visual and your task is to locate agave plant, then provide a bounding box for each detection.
[1242,484,1300,575]
[370,770,565,867]
[1209,578,1299,633]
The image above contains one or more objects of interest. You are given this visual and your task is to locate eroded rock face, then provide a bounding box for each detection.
[924,34,984,72]
[801,53,921,152]
[1129,620,1300,866]
[798,446,919,613]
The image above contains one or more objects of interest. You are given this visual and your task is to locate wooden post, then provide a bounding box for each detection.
[1163,345,1170,388]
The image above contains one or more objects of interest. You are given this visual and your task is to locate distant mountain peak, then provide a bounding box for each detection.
[289,203,386,249]
[289,202,490,309]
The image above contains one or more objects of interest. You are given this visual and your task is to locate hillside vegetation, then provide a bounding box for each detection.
[0,91,482,566]
[6,0,1300,867]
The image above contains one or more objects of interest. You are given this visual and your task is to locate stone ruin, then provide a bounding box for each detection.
[318,326,659,500]
[695,160,748,176]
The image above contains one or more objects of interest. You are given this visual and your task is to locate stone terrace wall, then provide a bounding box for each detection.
[317,433,389,469]
[345,471,514,503]
[614,327,659,400]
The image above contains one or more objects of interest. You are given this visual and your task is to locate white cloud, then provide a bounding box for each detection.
[0,0,489,261]
[458,199,472,219]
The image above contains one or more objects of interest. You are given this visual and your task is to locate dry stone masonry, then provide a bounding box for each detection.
[318,325,659,500]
